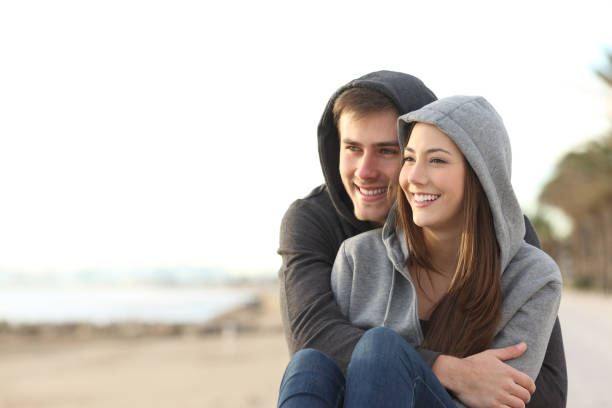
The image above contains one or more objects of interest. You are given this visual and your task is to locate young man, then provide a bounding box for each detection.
[278,70,566,407]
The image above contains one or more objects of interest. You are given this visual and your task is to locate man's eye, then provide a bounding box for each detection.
[347,145,361,152]
[381,148,399,155]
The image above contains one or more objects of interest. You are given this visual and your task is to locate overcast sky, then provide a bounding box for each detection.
[0,0,610,274]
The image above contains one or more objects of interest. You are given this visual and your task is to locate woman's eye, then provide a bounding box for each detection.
[431,158,447,164]
[403,156,415,163]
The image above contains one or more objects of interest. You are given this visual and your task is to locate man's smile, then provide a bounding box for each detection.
[355,185,388,201]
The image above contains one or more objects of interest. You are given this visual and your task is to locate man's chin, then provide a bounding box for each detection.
[354,208,387,225]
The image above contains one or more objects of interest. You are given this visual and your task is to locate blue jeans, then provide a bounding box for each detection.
[277,327,456,408]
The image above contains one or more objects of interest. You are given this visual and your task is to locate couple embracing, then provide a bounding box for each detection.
[277,71,566,408]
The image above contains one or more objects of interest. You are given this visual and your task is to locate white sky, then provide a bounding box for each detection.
[0,0,610,274]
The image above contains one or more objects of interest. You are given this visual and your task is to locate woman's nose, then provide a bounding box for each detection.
[407,160,427,185]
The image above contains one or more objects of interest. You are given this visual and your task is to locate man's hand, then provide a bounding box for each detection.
[432,343,536,408]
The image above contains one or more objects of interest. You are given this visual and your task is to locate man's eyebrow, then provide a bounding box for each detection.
[342,138,399,147]
[404,147,452,154]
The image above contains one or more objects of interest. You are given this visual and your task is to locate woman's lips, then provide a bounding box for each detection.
[411,192,440,208]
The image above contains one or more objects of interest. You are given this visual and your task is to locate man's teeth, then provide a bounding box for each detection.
[414,194,439,202]
[360,187,386,196]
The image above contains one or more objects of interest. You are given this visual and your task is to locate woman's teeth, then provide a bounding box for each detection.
[414,194,439,202]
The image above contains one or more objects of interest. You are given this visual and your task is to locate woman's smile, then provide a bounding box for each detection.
[400,123,466,232]
[410,192,440,208]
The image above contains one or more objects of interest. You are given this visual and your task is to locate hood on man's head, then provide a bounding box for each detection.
[318,70,437,231]
[397,95,525,272]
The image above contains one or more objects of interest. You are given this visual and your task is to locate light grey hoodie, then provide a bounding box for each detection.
[331,96,562,401]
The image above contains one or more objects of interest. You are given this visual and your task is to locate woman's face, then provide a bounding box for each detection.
[399,123,466,236]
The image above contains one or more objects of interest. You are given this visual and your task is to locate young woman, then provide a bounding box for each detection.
[277,96,562,408]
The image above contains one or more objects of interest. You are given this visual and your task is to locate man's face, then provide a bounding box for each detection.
[338,110,401,225]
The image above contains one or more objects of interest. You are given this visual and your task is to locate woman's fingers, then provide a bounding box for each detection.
[489,342,527,361]
[502,393,527,408]
[508,381,531,404]
[512,369,536,395]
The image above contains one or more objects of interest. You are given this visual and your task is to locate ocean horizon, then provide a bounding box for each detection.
[0,285,259,325]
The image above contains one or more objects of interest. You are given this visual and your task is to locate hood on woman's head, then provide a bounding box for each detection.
[397,95,525,271]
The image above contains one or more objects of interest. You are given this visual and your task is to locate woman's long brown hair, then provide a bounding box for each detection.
[397,163,501,357]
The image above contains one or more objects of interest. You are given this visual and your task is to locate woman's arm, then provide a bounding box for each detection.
[433,218,566,408]
[491,245,563,382]
[434,341,536,408]
[435,249,563,408]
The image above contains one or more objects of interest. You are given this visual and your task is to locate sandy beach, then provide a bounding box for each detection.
[0,284,289,408]
[559,289,612,407]
[1,285,610,407]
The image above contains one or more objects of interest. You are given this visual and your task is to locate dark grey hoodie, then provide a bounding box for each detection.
[278,73,566,407]
[331,96,562,406]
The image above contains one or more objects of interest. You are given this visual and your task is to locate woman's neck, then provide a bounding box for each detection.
[423,228,461,277]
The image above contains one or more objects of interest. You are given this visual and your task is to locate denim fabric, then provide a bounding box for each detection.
[278,348,345,408]
[278,327,456,408]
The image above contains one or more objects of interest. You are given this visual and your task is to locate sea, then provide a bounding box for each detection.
[0,267,271,325]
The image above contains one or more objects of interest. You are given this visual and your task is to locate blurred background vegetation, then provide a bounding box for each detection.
[533,51,612,292]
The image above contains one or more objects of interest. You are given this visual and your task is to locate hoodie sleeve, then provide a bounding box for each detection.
[493,248,563,381]
[521,216,568,407]
[278,198,365,373]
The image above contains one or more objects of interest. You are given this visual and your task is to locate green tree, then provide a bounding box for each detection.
[537,51,612,291]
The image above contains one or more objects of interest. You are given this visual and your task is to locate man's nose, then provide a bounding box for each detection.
[356,152,379,180]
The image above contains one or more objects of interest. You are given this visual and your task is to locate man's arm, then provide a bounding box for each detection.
[527,318,567,406]
[278,199,365,372]
[523,215,568,407]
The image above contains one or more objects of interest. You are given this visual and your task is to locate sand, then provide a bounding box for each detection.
[559,289,612,407]
[1,285,610,407]
[0,284,289,408]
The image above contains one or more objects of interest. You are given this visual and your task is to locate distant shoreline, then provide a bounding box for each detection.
[0,282,281,340]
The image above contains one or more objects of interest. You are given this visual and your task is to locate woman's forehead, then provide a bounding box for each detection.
[406,123,458,151]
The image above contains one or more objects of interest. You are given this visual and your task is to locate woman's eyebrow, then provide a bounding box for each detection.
[404,147,452,155]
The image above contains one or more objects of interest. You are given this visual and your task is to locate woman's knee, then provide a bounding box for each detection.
[353,327,409,356]
[283,349,343,382]
[350,327,421,372]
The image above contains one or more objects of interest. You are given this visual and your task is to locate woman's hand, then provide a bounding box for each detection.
[432,343,536,408]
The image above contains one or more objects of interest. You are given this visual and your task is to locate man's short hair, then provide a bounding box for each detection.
[332,87,399,127]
